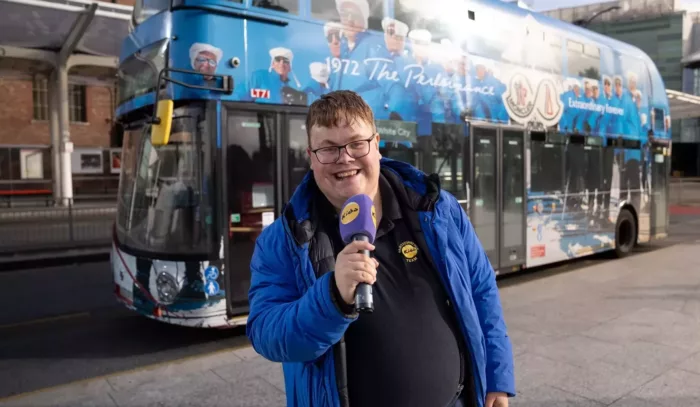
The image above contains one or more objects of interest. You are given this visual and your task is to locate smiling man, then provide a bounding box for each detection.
[246,90,515,407]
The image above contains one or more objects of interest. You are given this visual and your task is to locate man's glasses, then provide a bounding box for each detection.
[310,134,376,164]
[195,57,217,67]
[327,32,341,43]
[274,56,290,64]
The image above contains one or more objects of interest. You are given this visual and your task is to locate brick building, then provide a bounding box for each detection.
[0,0,134,199]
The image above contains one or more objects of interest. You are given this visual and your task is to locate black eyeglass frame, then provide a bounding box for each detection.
[310,133,378,164]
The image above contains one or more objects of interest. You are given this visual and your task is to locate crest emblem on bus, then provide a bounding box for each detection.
[503,71,563,128]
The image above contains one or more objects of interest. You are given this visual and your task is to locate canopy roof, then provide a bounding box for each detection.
[0,0,132,81]
[667,89,700,121]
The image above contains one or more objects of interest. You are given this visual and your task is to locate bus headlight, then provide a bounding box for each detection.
[155,272,180,305]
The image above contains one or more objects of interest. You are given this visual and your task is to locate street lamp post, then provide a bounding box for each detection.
[573,1,630,27]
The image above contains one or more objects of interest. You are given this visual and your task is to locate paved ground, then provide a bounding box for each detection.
[1,239,699,407]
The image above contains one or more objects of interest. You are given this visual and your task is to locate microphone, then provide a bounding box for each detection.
[339,194,377,313]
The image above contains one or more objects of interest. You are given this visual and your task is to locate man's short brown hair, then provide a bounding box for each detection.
[305,90,376,147]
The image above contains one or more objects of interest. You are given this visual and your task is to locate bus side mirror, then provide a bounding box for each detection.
[151,99,174,146]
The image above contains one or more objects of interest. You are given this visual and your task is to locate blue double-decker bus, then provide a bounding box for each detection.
[111,0,672,328]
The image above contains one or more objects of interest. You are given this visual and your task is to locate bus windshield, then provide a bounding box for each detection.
[116,104,215,256]
[132,0,170,26]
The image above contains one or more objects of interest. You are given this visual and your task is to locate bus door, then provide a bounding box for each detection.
[467,124,526,274]
[650,141,671,239]
[221,106,310,316]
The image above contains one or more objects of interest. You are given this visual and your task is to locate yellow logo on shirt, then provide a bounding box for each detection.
[399,241,418,262]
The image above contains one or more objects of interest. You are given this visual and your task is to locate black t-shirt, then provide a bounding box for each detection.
[324,175,476,407]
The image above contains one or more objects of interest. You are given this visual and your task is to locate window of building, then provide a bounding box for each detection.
[251,0,298,14]
[69,84,87,123]
[567,40,600,79]
[32,77,49,121]
[32,76,87,123]
[311,0,383,31]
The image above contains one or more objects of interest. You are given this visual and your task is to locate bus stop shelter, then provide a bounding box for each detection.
[666,89,700,121]
[0,0,132,204]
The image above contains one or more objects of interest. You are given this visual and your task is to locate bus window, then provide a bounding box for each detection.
[312,0,383,31]
[567,40,600,79]
[132,0,172,26]
[287,116,310,196]
[533,32,562,75]
[116,106,215,256]
[530,134,564,194]
[394,0,453,42]
[251,0,298,14]
[118,39,168,105]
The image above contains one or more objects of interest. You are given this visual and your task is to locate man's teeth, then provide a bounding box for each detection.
[336,170,358,179]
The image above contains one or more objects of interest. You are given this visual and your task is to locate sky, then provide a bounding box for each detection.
[526,0,700,12]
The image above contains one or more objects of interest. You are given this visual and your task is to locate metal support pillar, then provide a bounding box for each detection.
[48,70,62,202]
[57,67,73,206]
[54,2,98,207]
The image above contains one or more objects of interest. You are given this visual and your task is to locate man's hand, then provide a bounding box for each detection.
[486,392,508,407]
[334,240,378,305]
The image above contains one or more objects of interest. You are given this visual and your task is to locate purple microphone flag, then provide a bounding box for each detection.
[339,194,377,244]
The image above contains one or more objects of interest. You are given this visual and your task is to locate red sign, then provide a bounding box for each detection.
[530,245,545,259]
[251,88,270,99]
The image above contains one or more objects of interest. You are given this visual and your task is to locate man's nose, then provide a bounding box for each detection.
[336,148,354,164]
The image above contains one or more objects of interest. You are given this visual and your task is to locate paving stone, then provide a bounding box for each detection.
[630,368,700,403]
[599,340,690,376]
[526,335,626,368]
[545,359,657,405]
[510,385,605,407]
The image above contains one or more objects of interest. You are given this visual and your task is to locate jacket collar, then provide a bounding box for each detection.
[283,157,441,247]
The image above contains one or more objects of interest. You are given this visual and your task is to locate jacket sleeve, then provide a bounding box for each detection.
[246,222,357,363]
[454,197,516,397]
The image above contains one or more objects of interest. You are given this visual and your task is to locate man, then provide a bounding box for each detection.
[248,47,303,104]
[189,42,222,81]
[246,90,515,407]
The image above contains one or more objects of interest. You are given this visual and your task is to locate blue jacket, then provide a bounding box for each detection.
[246,158,516,407]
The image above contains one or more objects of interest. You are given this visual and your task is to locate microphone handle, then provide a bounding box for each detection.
[352,234,374,313]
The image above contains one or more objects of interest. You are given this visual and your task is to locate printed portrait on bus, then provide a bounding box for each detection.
[326,0,384,113]
[364,17,419,122]
[303,62,331,103]
[247,47,306,105]
[439,39,473,125]
[189,43,223,82]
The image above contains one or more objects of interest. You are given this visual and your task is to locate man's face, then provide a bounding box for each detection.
[412,42,430,61]
[194,51,217,79]
[339,2,364,33]
[585,84,592,98]
[327,29,341,58]
[604,81,611,98]
[615,81,623,97]
[629,79,637,92]
[272,56,291,76]
[476,65,486,80]
[307,118,381,210]
[593,86,599,98]
[384,27,405,54]
[573,85,580,97]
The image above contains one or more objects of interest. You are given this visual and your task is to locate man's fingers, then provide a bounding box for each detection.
[350,269,376,284]
[340,240,375,254]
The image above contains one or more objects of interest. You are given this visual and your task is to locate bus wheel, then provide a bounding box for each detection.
[614,208,636,258]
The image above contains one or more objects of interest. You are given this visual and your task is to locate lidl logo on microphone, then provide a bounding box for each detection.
[341,202,360,225]
[371,205,376,227]
[399,241,418,262]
